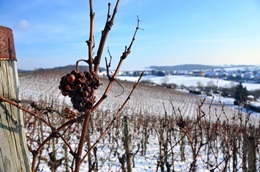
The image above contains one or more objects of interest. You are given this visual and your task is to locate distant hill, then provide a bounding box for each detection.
[149,64,256,71]
[18,69,31,74]
[48,65,89,72]
[18,64,257,74]
[18,65,106,73]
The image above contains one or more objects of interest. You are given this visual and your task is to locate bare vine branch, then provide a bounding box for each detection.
[86,0,95,72]
[0,95,52,128]
[81,71,144,163]
[92,16,142,111]
[94,0,120,74]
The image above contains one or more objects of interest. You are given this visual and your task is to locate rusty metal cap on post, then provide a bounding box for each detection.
[0,26,17,61]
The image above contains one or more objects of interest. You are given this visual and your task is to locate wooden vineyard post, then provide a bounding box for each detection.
[123,116,132,172]
[247,136,256,172]
[0,26,31,171]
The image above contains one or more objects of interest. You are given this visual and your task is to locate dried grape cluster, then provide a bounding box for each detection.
[59,70,101,112]
[177,117,186,129]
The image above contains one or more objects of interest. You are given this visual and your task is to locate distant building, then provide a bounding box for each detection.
[254,72,260,81]
[247,95,255,102]
[244,72,254,80]
[192,70,205,76]
[144,70,152,75]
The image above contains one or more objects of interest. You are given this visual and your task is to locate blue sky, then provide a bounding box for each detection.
[1,0,260,70]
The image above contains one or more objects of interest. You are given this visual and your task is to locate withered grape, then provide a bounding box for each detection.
[59,70,101,112]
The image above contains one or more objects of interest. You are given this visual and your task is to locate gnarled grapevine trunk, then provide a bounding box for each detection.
[0,26,30,172]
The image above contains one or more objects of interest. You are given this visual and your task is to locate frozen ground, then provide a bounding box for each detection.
[117,75,260,90]
[19,71,260,171]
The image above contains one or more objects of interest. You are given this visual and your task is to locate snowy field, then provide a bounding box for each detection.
[117,75,260,90]
[19,71,260,172]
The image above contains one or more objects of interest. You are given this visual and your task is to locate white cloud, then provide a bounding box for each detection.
[17,20,31,30]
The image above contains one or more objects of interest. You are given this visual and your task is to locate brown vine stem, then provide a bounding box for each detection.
[94,0,120,74]
[74,110,92,172]
[31,136,52,172]
[0,95,72,172]
[0,95,52,128]
[91,16,141,112]
[56,132,74,156]
[87,0,95,72]
[29,113,86,171]
[81,71,144,163]
[0,94,87,171]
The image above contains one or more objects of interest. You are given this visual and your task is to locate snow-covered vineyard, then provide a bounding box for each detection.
[19,70,260,172]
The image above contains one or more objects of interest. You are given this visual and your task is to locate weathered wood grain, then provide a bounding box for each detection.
[0,26,30,172]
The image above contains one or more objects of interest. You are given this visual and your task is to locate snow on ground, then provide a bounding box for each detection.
[117,75,260,90]
[19,71,260,171]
